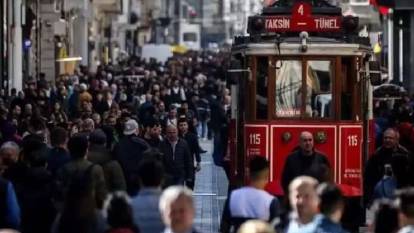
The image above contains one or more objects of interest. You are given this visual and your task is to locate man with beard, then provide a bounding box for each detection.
[364,128,412,206]
[143,119,163,148]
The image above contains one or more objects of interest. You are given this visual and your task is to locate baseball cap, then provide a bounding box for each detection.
[124,119,139,135]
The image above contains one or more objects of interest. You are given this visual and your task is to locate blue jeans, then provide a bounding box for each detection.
[197,120,208,138]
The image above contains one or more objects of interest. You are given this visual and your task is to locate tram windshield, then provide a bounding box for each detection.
[274,59,333,118]
[307,60,333,118]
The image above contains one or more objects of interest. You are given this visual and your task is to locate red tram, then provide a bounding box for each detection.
[227,0,380,201]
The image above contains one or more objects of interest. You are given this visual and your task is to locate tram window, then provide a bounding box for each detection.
[256,57,268,119]
[341,61,353,120]
[275,60,302,117]
[306,60,333,118]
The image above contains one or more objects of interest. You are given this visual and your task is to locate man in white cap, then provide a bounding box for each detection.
[114,119,150,195]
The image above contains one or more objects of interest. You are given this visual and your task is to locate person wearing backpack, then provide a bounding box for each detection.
[364,128,412,206]
[88,129,126,192]
[52,160,107,233]
[57,134,107,209]
[373,153,411,200]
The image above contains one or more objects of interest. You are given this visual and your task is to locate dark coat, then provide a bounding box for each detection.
[18,167,56,233]
[58,159,107,208]
[181,132,201,164]
[47,147,71,176]
[113,135,150,195]
[281,149,330,194]
[88,144,127,192]
[158,139,193,186]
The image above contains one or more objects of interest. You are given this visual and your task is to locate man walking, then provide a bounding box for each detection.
[178,118,201,189]
[159,124,193,187]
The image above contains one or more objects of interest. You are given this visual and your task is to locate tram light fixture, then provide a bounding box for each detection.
[300,31,309,52]
[314,131,327,144]
[369,61,383,86]
[282,132,292,143]
[248,17,265,35]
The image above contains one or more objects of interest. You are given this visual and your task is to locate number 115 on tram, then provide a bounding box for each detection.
[226,1,381,203]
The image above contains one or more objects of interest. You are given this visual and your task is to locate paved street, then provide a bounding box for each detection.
[194,139,228,232]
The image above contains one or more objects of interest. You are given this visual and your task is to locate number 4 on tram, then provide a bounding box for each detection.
[226,0,381,230]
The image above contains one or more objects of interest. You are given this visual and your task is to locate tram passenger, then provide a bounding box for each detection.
[281,131,330,194]
[223,156,279,233]
[364,128,412,206]
[285,176,322,233]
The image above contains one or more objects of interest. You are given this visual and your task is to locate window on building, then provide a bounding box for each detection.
[183,33,197,42]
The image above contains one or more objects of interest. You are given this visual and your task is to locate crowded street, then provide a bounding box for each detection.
[2,0,414,233]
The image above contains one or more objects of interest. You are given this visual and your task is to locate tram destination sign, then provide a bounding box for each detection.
[264,16,342,32]
[249,2,343,33]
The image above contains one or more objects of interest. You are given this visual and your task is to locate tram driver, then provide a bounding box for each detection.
[281,131,331,194]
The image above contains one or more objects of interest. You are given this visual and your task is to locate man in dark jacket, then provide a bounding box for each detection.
[281,131,330,194]
[159,124,193,187]
[88,129,126,192]
[178,118,201,190]
[113,119,150,195]
[364,128,412,206]
[18,141,56,233]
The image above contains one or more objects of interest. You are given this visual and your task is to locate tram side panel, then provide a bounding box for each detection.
[242,123,363,197]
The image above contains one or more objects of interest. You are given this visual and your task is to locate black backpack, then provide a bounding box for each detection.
[54,164,96,210]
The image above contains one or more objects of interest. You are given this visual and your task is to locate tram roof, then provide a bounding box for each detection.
[232,37,372,56]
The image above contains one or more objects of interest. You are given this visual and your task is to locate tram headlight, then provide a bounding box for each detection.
[248,17,265,35]
[300,31,309,52]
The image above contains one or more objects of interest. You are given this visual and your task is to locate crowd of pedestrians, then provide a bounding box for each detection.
[0,51,231,233]
[2,48,414,233]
